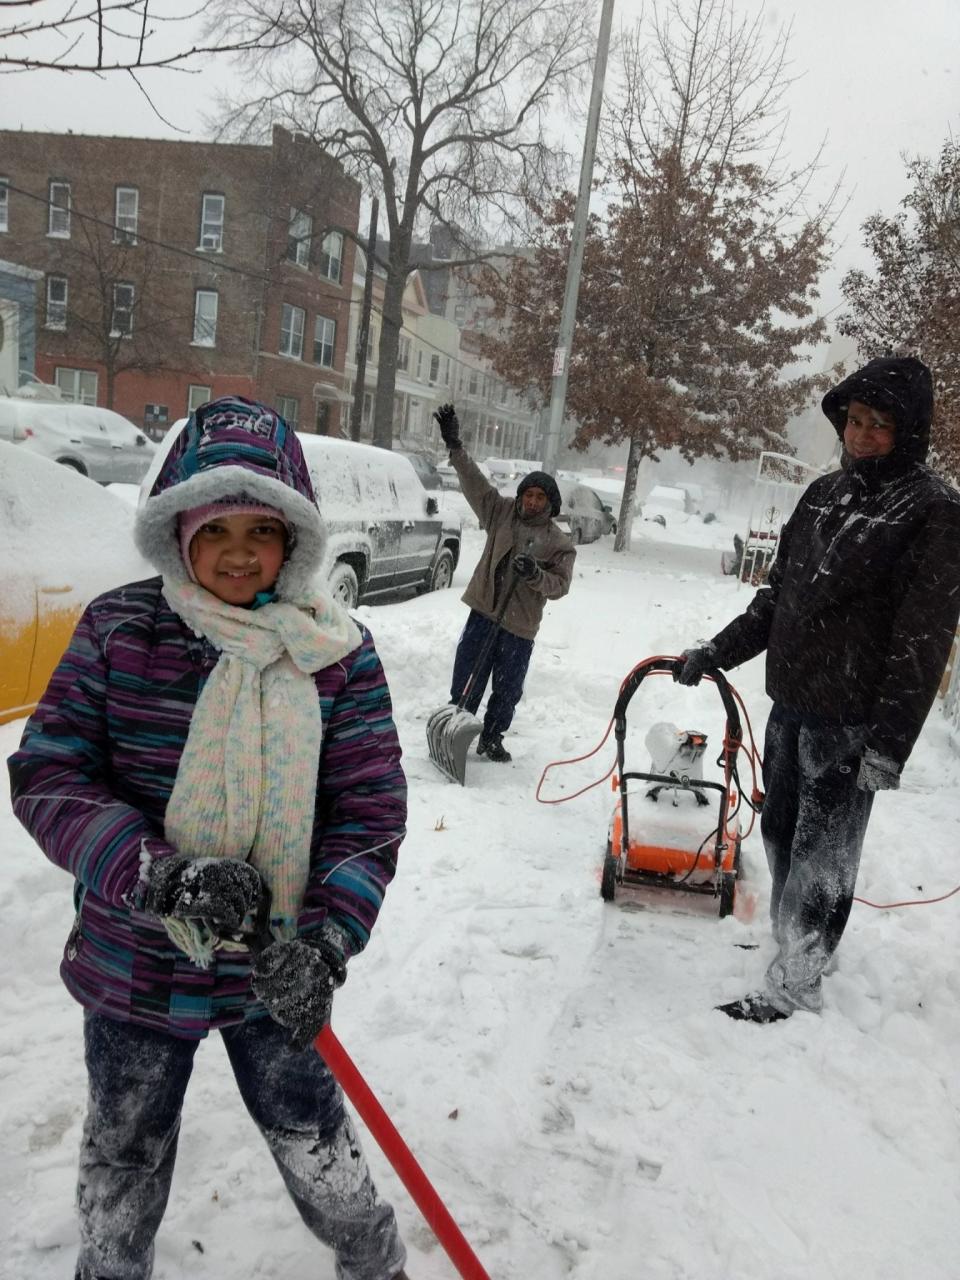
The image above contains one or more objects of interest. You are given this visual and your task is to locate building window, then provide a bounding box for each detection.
[45,276,68,330]
[319,231,343,282]
[429,354,440,385]
[55,367,98,404]
[313,315,336,367]
[468,368,478,395]
[0,179,8,232]
[279,303,305,358]
[48,181,71,238]
[187,384,211,413]
[444,355,451,386]
[287,209,312,266]
[114,186,139,243]
[276,395,299,427]
[111,282,135,338]
[193,289,219,347]
[199,193,225,251]
[397,335,410,372]
[416,349,423,380]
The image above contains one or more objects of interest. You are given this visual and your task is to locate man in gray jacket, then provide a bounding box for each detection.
[434,403,575,762]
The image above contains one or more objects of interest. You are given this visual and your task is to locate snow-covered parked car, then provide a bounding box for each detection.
[0,444,151,723]
[556,481,617,544]
[0,397,155,484]
[296,434,461,607]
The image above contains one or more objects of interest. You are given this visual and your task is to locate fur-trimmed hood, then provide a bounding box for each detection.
[135,397,326,598]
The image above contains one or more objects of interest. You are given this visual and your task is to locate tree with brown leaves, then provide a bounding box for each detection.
[478,0,837,550]
[838,140,960,482]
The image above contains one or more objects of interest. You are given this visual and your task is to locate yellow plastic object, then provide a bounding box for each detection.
[0,582,81,725]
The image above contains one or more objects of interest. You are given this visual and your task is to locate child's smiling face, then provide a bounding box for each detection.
[189,513,287,604]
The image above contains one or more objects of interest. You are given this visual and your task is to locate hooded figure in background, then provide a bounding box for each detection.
[434,403,575,762]
[9,397,411,1280]
[675,357,960,1023]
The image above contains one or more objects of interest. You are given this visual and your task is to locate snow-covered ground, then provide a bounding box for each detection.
[2,503,959,1280]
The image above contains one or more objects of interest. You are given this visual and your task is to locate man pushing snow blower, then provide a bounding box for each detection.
[675,357,960,1024]
[427,403,575,780]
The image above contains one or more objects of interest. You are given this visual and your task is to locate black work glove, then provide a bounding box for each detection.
[857,749,901,792]
[433,403,462,451]
[145,856,264,931]
[251,926,348,1049]
[673,643,718,687]
[512,553,542,584]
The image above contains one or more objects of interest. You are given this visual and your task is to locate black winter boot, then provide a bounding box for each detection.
[476,732,512,762]
[717,993,791,1024]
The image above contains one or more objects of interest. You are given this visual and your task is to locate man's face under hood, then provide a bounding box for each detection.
[843,399,897,461]
[518,486,550,520]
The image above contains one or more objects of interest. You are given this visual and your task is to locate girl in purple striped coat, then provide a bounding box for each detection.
[9,398,411,1280]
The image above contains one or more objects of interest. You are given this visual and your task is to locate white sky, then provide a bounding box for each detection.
[2,0,958,323]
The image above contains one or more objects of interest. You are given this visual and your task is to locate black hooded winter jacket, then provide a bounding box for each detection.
[710,358,960,766]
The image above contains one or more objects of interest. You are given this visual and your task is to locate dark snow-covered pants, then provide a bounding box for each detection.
[75,1012,405,1280]
[450,609,534,737]
[760,705,875,1014]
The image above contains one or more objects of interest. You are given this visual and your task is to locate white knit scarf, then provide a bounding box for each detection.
[160,577,362,967]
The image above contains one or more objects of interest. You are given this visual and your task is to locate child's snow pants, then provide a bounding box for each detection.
[75,1012,406,1280]
[760,704,876,1013]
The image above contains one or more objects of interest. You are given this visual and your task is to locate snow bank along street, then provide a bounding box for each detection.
[2,500,958,1280]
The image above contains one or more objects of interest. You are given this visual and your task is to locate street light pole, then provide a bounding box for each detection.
[350,198,379,442]
[541,0,615,475]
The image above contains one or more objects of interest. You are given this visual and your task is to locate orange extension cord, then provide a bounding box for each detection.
[535,659,960,912]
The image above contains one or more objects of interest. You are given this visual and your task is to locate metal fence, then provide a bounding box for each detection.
[736,452,825,587]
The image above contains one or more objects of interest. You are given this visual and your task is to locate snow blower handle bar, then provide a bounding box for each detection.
[613,657,743,748]
[237,894,494,1280]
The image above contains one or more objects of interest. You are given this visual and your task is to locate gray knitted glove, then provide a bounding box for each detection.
[251,924,349,1049]
[673,643,718,687]
[857,749,901,792]
[145,856,264,931]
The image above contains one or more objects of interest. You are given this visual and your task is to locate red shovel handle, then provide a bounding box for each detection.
[315,1025,492,1280]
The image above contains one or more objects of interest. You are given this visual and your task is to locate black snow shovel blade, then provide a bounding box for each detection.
[426,704,482,786]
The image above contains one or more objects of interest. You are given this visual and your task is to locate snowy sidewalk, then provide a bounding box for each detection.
[2,517,959,1280]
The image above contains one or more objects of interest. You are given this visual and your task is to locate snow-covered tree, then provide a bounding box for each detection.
[478,0,837,549]
[839,140,960,482]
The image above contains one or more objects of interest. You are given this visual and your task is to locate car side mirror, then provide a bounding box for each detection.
[136,434,147,446]
[426,496,439,516]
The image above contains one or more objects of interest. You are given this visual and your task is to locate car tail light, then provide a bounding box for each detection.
[12,426,33,441]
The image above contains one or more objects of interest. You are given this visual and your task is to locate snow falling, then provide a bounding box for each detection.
[2,494,958,1280]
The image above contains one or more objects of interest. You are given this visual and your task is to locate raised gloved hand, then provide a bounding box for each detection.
[673,643,718,687]
[512,553,542,584]
[857,748,901,792]
[251,925,349,1049]
[145,856,264,931]
[433,403,462,451]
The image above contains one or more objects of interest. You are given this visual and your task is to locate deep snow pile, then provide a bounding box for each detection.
[1,504,958,1280]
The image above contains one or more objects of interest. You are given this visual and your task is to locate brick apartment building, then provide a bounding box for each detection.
[0,125,360,434]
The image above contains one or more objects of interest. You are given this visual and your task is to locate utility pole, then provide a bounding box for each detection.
[541,0,615,475]
[350,198,379,442]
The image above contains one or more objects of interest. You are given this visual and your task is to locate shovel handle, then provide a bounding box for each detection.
[315,1025,492,1280]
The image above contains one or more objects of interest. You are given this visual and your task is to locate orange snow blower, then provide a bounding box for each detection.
[601,657,762,917]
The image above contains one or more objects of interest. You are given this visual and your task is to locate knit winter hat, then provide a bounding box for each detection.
[135,396,325,597]
[178,500,290,581]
